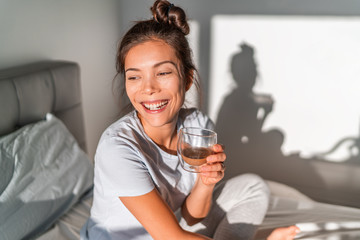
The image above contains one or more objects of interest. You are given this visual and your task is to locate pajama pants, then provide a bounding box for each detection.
[178,173,270,240]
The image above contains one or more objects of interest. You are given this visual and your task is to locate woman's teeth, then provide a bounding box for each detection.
[144,100,168,110]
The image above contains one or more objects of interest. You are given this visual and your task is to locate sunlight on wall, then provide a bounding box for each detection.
[209,15,360,160]
[185,20,200,108]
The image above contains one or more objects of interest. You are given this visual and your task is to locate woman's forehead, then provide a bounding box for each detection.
[125,40,179,69]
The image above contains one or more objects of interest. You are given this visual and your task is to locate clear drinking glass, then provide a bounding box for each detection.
[177,127,217,173]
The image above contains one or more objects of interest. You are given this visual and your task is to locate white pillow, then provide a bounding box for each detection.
[0,113,93,240]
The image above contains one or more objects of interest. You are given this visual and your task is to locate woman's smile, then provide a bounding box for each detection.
[141,99,169,112]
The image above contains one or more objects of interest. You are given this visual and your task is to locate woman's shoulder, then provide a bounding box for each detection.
[179,108,214,130]
[179,107,203,118]
[98,111,144,148]
[94,111,149,169]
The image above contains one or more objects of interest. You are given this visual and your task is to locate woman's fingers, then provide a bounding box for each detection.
[212,143,225,153]
[200,162,225,172]
[200,168,224,178]
[199,144,226,184]
[207,144,226,164]
[206,152,226,164]
[199,162,225,185]
[220,162,226,171]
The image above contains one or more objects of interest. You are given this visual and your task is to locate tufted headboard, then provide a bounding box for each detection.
[0,61,86,151]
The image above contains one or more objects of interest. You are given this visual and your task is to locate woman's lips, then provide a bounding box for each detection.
[141,100,169,113]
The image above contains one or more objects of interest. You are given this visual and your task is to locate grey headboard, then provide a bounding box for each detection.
[0,61,86,151]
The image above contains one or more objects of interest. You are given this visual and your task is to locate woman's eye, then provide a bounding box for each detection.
[158,71,171,76]
[127,76,139,81]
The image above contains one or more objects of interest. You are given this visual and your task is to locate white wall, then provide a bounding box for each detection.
[0,0,122,159]
[209,15,360,160]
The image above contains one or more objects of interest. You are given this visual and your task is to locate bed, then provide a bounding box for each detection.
[0,61,360,240]
[0,61,93,240]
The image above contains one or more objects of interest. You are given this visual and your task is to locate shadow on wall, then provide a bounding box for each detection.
[212,44,311,194]
[215,42,360,206]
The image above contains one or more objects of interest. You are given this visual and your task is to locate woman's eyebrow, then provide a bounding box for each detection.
[125,68,140,73]
[125,61,177,73]
[154,60,177,68]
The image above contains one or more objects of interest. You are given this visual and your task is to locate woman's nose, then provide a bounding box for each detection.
[141,76,159,95]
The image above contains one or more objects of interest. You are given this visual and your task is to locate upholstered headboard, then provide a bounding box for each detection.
[0,61,86,151]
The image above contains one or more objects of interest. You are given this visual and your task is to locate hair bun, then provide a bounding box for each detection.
[151,0,190,35]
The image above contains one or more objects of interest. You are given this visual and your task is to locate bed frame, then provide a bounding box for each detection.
[0,61,86,151]
[0,61,92,239]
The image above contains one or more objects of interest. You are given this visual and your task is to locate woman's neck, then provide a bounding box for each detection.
[156,127,178,155]
[139,115,179,155]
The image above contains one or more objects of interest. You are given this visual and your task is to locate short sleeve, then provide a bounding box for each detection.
[201,111,215,131]
[181,108,215,131]
[94,138,155,197]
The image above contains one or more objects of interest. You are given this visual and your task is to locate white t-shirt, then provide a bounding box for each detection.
[82,108,214,240]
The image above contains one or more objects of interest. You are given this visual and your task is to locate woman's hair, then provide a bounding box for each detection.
[114,0,200,113]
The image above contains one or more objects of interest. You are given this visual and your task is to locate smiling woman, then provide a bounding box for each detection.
[80,1,298,239]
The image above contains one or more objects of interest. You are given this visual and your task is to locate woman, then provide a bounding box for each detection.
[81,1,300,239]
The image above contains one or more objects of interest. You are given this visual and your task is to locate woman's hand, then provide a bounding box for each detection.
[199,144,226,186]
[181,144,225,225]
[267,226,301,240]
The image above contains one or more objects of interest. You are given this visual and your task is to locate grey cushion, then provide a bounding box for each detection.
[0,61,86,151]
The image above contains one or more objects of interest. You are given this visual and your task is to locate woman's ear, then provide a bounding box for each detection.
[185,70,194,91]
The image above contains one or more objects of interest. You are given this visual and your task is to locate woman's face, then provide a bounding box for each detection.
[125,40,186,131]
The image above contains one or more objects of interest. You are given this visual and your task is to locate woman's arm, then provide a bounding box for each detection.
[181,176,215,226]
[182,144,226,226]
[120,189,212,240]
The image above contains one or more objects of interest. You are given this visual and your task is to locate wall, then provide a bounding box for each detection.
[118,0,360,207]
[2,0,358,159]
[118,0,360,113]
[0,0,122,159]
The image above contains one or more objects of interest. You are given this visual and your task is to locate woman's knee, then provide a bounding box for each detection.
[213,173,270,223]
[222,173,270,203]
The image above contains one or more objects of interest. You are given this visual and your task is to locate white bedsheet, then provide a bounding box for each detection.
[37,192,93,240]
[38,180,360,240]
[256,181,360,239]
